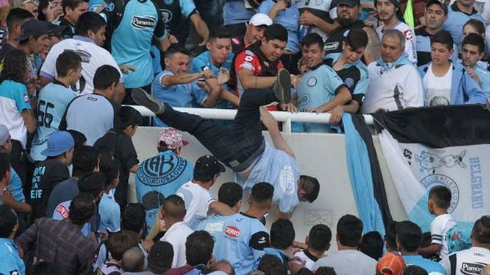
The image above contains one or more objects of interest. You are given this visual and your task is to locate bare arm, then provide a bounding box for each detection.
[363,26,380,65]
[275,210,294,220]
[221,90,240,106]
[267,0,287,20]
[238,69,276,90]
[0,191,32,213]
[21,109,36,134]
[260,107,295,158]
[201,78,222,107]
[162,71,212,87]
[189,13,210,46]
[40,76,52,88]
[329,100,360,124]
[114,82,125,104]
[209,201,236,216]
[308,86,352,113]
[419,243,442,257]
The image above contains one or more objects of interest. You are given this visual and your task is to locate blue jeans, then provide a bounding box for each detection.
[156,88,277,171]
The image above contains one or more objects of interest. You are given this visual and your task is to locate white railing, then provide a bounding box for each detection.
[130,105,375,134]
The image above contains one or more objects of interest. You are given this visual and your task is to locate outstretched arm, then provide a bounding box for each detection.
[260,107,295,158]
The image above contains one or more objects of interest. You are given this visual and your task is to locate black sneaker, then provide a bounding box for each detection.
[273,69,291,104]
[131,88,165,114]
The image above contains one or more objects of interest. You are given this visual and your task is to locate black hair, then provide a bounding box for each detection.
[471,215,490,244]
[300,175,320,203]
[100,159,119,188]
[209,27,231,41]
[264,24,288,43]
[429,185,451,209]
[0,49,27,85]
[251,182,274,206]
[122,203,146,233]
[426,0,447,15]
[69,192,96,225]
[115,106,143,130]
[315,267,337,275]
[185,231,214,266]
[164,44,191,58]
[75,11,105,36]
[62,0,88,14]
[359,231,384,260]
[72,145,99,178]
[163,195,186,219]
[270,219,295,249]
[93,65,120,90]
[431,30,453,51]
[257,254,286,275]
[6,8,34,31]
[462,33,485,54]
[218,182,243,208]
[107,230,141,261]
[346,28,368,51]
[0,153,10,180]
[308,224,332,251]
[385,220,398,251]
[301,32,324,49]
[337,214,363,247]
[403,265,428,275]
[0,205,16,238]
[396,221,422,252]
[56,50,82,77]
[67,129,87,149]
[77,172,105,198]
[148,241,174,273]
[464,19,486,37]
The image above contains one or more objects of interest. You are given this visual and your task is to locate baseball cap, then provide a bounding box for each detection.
[48,23,68,37]
[426,0,448,15]
[19,19,50,41]
[41,131,75,157]
[158,128,189,150]
[336,0,360,7]
[249,13,273,27]
[0,124,10,145]
[377,252,405,275]
[194,155,225,179]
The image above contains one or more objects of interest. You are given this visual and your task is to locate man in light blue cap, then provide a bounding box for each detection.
[29,131,74,224]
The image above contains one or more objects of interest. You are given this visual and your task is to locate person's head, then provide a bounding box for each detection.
[93,65,120,97]
[218,182,243,211]
[381,29,405,63]
[122,246,145,272]
[306,224,332,253]
[41,131,75,165]
[376,252,405,275]
[39,0,63,21]
[430,30,454,66]
[0,125,12,154]
[157,128,188,154]
[257,254,286,275]
[193,155,225,184]
[462,33,485,68]
[300,33,325,69]
[18,19,49,54]
[395,221,422,253]
[376,0,400,24]
[0,205,17,239]
[164,45,192,74]
[342,28,368,64]
[245,13,272,45]
[0,153,11,185]
[315,267,337,275]
[207,27,232,66]
[270,219,295,250]
[471,215,490,247]
[463,19,485,39]
[77,172,105,202]
[162,195,186,227]
[337,214,363,248]
[62,0,88,25]
[457,0,477,10]
[148,241,174,273]
[75,11,106,46]
[297,175,320,203]
[100,159,119,190]
[428,185,451,214]
[21,0,39,18]
[68,192,96,225]
[6,8,34,39]
[67,129,87,149]
[336,0,361,26]
[107,230,141,261]
[122,203,147,235]
[56,50,82,85]
[425,0,447,32]
[0,49,28,84]
[403,265,428,275]
[186,231,215,266]
[72,145,99,177]
[115,106,142,137]
[359,231,384,260]
[249,182,274,210]
[385,220,398,252]
[211,260,235,275]
[260,24,287,62]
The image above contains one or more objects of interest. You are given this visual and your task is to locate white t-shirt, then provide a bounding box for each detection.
[440,247,490,275]
[160,221,194,268]
[377,21,418,64]
[423,64,453,106]
[294,249,318,271]
[431,213,457,258]
[40,36,123,96]
[176,181,216,230]
[312,249,377,275]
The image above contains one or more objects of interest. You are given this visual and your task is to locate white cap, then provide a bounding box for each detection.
[249,13,273,27]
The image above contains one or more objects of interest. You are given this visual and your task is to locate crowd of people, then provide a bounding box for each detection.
[0,0,489,273]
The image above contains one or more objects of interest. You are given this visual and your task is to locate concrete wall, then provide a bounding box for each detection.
[130,127,408,250]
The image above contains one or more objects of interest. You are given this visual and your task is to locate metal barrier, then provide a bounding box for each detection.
[130,106,375,134]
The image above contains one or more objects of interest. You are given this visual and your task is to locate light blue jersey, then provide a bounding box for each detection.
[190,51,235,109]
[235,141,300,213]
[443,3,485,48]
[31,81,76,162]
[111,0,167,88]
[10,168,24,203]
[0,80,31,149]
[402,255,446,275]
[223,0,255,25]
[472,63,490,99]
[258,0,300,53]
[0,238,25,275]
[99,192,121,233]
[151,70,208,126]
[198,213,270,275]
[297,64,345,133]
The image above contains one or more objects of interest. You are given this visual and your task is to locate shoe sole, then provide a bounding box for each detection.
[131,88,164,114]
[277,69,291,104]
